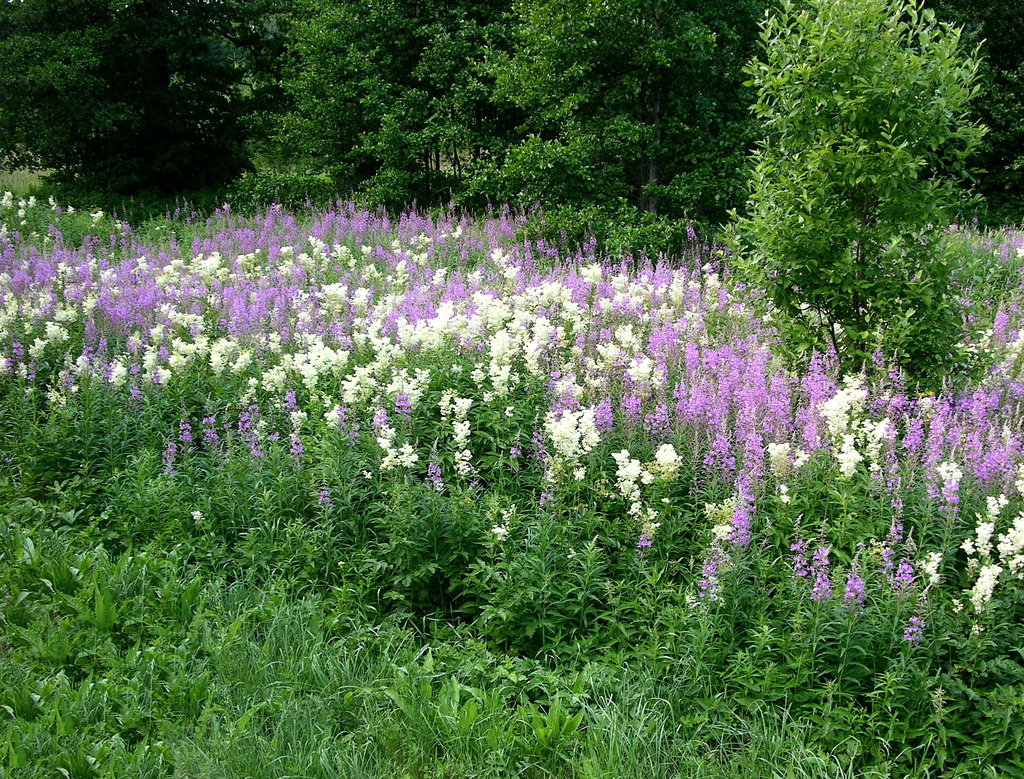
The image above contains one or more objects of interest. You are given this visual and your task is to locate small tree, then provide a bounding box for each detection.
[738,0,985,382]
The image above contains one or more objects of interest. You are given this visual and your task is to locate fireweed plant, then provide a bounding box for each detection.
[2,191,1024,776]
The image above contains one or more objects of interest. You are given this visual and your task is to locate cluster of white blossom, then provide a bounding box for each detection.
[376,421,418,472]
[611,450,644,516]
[922,551,943,587]
[609,445,679,539]
[997,512,1024,578]
[959,494,1024,615]
[818,377,894,478]
[705,498,737,544]
[544,407,600,468]
[440,392,475,477]
[766,441,811,503]
[938,461,964,492]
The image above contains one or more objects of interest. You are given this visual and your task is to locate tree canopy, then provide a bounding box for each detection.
[0,0,282,194]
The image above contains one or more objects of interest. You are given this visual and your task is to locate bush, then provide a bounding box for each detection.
[737,0,985,384]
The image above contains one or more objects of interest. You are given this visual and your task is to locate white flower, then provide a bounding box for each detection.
[937,460,963,488]
[835,434,863,478]
[545,407,600,461]
[767,442,792,477]
[109,360,128,388]
[922,551,942,586]
[653,443,681,475]
[491,525,509,541]
[997,512,1024,577]
[970,564,1003,612]
[819,376,867,440]
[580,264,602,286]
[975,521,995,560]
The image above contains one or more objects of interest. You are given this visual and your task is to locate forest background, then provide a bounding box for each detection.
[2,0,1022,242]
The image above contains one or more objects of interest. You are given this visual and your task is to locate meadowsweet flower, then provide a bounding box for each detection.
[767,442,792,477]
[778,484,791,504]
[612,449,644,516]
[706,498,737,544]
[545,407,600,461]
[820,376,868,440]
[937,460,963,489]
[970,564,1003,612]
[997,512,1024,577]
[652,443,682,479]
[922,551,943,586]
[836,434,864,478]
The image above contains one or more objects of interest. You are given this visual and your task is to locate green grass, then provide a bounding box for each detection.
[0,168,46,196]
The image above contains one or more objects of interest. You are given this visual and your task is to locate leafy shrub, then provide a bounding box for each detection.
[737,0,986,384]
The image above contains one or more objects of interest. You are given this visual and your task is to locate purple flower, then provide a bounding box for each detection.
[394,392,412,419]
[698,547,721,602]
[202,416,220,450]
[163,439,177,475]
[283,390,298,413]
[427,461,444,493]
[844,568,865,612]
[903,615,924,647]
[729,490,751,548]
[318,488,332,507]
[637,533,653,554]
[892,558,915,596]
[178,418,193,448]
[810,546,832,602]
[290,435,305,465]
[791,516,808,580]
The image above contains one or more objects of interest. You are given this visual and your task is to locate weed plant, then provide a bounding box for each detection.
[2,193,1023,777]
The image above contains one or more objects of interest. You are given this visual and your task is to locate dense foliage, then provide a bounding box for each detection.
[738,0,984,381]
[2,194,1024,776]
[2,0,1019,225]
[0,0,286,195]
[929,0,1024,224]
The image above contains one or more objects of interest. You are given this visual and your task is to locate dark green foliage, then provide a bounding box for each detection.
[477,0,764,224]
[0,0,283,195]
[928,0,1024,224]
[277,0,519,212]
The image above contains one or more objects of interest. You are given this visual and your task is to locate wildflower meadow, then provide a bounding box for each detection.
[2,193,1024,777]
